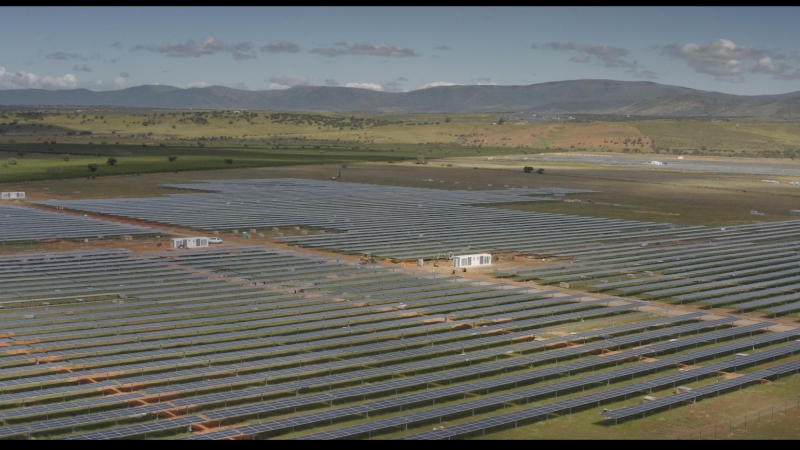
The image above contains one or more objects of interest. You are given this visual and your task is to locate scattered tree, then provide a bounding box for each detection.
[523,166,534,173]
[168,155,178,162]
[444,117,452,123]
[107,157,117,166]
[62,154,70,161]
[224,158,234,164]
[87,163,98,172]
[536,168,545,174]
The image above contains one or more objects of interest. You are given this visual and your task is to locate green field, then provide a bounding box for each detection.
[2,110,800,183]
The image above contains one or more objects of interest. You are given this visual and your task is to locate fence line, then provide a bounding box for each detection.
[673,395,800,440]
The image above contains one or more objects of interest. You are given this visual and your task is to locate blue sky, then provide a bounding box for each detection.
[1,7,799,95]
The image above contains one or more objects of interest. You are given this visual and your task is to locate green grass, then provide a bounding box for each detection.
[633,120,800,155]
[4,109,800,183]
[0,142,528,183]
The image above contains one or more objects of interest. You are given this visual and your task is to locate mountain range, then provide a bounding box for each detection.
[2,79,800,118]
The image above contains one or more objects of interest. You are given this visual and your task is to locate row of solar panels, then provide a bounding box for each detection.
[0,204,164,243]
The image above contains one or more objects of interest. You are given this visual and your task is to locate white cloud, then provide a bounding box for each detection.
[134,36,256,60]
[660,38,792,83]
[752,56,800,80]
[418,81,460,89]
[186,81,210,88]
[260,40,300,54]
[535,41,657,79]
[46,52,102,61]
[0,66,78,90]
[344,82,384,91]
[312,42,419,58]
[267,73,310,89]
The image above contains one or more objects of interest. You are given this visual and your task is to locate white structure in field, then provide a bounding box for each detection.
[453,253,492,268]
[1,192,25,200]
[170,237,209,249]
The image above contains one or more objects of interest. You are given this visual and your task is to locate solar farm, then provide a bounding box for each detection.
[0,245,798,440]
[35,178,676,261]
[0,176,797,439]
[30,179,800,319]
[497,220,800,320]
[0,204,164,244]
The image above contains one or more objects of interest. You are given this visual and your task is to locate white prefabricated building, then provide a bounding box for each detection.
[170,237,209,249]
[453,253,492,268]
[1,192,25,200]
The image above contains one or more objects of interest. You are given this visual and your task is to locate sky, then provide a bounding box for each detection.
[1,6,800,95]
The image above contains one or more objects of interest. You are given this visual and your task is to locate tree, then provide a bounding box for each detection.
[88,163,98,172]
[536,168,545,174]
[523,166,534,173]
[107,157,117,166]
[224,158,234,164]
[168,156,178,162]
[497,117,505,125]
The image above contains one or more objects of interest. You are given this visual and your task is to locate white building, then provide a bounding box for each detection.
[1,192,25,200]
[170,237,209,249]
[453,253,492,268]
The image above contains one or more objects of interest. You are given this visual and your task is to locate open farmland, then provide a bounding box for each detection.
[2,109,800,183]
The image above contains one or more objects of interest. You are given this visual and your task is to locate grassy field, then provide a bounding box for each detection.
[0,142,532,183]
[2,110,800,184]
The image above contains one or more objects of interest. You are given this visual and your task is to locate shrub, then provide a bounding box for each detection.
[7,158,17,166]
[62,154,70,161]
[168,156,178,162]
[224,158,234,164]
[88,163,98,172]
[523,166,534,173]
[536,168,545,174]
[107,157,117,166]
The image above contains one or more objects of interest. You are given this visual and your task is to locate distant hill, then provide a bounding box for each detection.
[1,79,799,117]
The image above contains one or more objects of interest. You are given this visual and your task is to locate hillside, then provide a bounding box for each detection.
[1,79,799,117]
